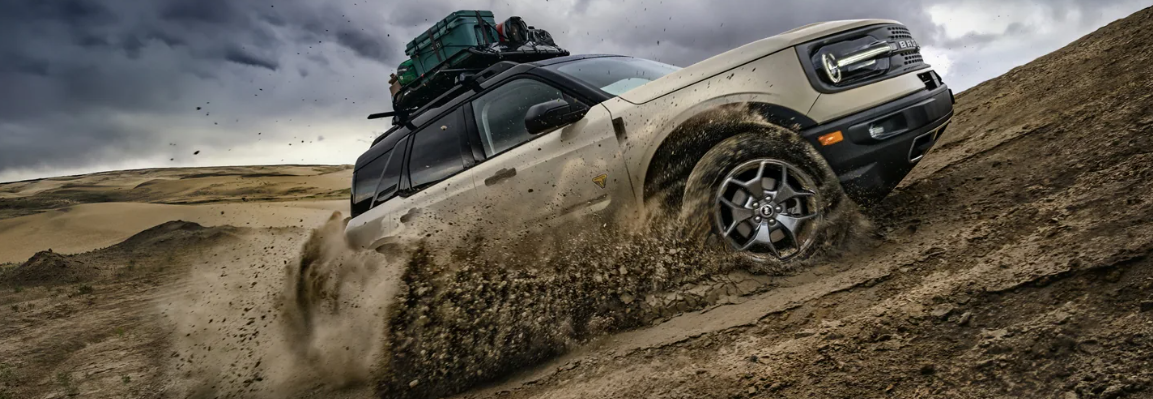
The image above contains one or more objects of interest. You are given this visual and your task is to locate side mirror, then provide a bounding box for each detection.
[525,99,590,135]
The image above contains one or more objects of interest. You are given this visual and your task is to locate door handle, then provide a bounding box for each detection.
[484,168,517,186]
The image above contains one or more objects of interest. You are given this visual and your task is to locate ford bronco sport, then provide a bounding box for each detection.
[346,19,954,262]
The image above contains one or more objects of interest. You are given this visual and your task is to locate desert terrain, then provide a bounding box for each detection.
[3,7,1153,399]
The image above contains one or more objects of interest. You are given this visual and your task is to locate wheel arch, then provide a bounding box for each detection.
[639,99,818,212]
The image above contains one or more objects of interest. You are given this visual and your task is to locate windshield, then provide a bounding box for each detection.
[548,57,681,96]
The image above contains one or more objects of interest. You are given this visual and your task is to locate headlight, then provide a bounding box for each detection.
[821,53,841,83]
[813,39,896,86]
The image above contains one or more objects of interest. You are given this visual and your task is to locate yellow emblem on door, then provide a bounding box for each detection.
[592,174,607,189]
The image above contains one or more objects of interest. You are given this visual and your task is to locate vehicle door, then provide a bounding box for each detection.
[466,77,632,229]
[365,106,482,246]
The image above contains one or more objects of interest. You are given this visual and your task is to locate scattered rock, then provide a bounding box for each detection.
[919,364,936,375]
[1101,384,1125,399]
[930,304,955,319]
[957,311,973,326]
[1104,269,1124,283]
[794,329,817,339]
[558,361,580,371]
[819,320,843,329]
[1139,301,1153,313]
[875,340,904,352]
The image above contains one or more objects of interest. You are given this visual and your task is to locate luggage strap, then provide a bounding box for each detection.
[473,11,494,45]
[425,25,444,63]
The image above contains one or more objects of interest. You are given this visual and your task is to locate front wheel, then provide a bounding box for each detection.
[680,130,847,264]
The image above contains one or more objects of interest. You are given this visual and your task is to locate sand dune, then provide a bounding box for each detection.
[0,164,352,263]
[0,200,347,264]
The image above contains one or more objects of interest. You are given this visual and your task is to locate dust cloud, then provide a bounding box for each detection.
[160,213,402,397]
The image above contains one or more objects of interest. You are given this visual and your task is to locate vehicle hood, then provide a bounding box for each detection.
[618,19,899,104]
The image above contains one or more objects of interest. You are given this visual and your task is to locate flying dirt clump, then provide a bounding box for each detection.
[287,213,863,399]
[374,212,868,397]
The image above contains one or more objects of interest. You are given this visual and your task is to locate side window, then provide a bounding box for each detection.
[352,151,388,205]
[409,108,467,189]
[471,79,569,157]
[351,149,389,217]
[374,136,408,205]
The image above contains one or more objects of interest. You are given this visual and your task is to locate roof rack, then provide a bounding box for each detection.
[366,60,523,127]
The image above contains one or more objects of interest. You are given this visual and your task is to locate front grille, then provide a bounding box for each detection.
[887,26,913,40]
[797,23,934,93]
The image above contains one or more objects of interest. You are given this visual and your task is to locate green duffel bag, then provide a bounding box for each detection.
[404,10,498,77]
[396,59,418,86]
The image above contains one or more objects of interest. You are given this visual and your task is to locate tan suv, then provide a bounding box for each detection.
[346,19,954,262]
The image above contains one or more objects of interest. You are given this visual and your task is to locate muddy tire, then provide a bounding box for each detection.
[680,128,850,267]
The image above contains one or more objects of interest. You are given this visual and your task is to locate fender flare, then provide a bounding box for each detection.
[637,95,818,210]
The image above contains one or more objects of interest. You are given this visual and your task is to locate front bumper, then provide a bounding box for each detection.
[800,77,954,203]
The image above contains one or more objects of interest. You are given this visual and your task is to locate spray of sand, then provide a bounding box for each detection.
[159,213,403,397]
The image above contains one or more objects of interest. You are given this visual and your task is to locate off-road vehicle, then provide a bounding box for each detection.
[346,19,954,262]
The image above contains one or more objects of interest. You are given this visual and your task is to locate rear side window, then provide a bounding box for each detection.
[351,151,389,216]
[409,108,467,188]
[374,136,408,205]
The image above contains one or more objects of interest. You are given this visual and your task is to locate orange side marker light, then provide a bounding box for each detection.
[819,131,844,146]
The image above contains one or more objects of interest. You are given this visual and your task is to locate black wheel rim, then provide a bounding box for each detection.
[713,159,821,260]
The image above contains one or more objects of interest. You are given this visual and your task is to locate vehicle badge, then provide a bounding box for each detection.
[592,174,607,189]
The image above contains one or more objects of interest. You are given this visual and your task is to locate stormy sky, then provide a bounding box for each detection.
[0,0,1149,182]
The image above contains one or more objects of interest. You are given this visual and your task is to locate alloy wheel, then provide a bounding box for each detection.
[713,159,821,260]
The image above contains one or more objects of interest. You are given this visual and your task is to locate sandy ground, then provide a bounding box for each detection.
[3,7,1153,399]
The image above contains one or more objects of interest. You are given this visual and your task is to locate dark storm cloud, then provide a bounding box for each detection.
[0,0,1145,180]
[224,46,280,71]
[158,0,236,24]
[532,0,1139,66]
[0,0,399,173]
[16,0,117,26]
[334,28,392,62]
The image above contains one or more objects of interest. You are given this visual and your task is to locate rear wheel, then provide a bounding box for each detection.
[680,130,845,263]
